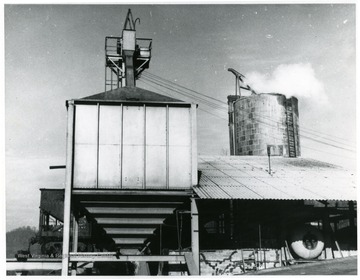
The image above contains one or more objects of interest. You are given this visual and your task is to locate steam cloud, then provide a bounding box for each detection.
[245,63,328,104]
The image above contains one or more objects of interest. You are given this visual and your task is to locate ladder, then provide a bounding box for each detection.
[286,100,297,157]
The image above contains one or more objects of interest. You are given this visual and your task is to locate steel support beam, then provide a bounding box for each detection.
[7,260,62,271]
[85,207,175,215]
[191,104,198,186]
[73,189,192,196]
[69,253,185,262]
[95,217,165,225]
[61,101,75,276]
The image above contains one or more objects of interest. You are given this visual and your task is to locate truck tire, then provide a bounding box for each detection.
[288,224,324,259]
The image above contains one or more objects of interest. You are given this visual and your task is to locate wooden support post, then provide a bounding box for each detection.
[229,200,234,241]
[71,214,79,276]
[323,202,333,260]
[191,197,200,275]
[335,240,344,258]
[122,61,126,87]
[61,101,75,276]
[159,224,162,255]
[241,249,246,272]
[284,240,294,262]
[349,201,356,239]
[38,210,43,235]
[279,216,287,266]
[72,215,79,252]
[46,213,50,228]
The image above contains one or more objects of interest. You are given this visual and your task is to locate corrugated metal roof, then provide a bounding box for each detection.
[79,86,184,103]
[195,156,356,201]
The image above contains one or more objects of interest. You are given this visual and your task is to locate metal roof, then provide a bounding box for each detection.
[195,156,356,201]
[78,86,184,103]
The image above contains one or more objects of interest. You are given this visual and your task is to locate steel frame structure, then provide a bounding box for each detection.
[105,36,152,91]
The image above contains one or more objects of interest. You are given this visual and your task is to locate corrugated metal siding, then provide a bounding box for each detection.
[195,156,356,201]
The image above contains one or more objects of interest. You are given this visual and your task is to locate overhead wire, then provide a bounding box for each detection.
[144,72,356,147]
[142,73,355,153]
[144,71,227,105]
[236,110,356,149]
[141,75,227,111]
[141,76,226,112]
[238,112,356,151]
[145,71,354,147]
[139,79,228,121]
[139,73,356,157]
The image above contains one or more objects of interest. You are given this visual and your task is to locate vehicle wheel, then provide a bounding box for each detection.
[288,224,324,259]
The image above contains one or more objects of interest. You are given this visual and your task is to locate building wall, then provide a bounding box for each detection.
[200,249,281,275]
[199,249,357,275]
[229,93,300,156]
[72,103,196,189]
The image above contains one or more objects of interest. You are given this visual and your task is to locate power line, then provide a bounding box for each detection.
[140,74,356,155]
[141,76,226,112]
[138,79,228,121]
[245,111,356,149]
[144,72,355,146]
[144,72,227,105]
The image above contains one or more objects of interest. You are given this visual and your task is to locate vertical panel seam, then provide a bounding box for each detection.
[120,104,123,189]
[71,105,76,189]
[96,103,100,189]
[190,107,193,185]
[144,104,146,189]
[166,105,169,189]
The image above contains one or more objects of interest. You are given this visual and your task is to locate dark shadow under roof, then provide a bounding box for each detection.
[81,86,184,103]
[40,189,64,222]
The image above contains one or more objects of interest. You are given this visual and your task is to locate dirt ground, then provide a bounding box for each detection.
[248,256,357,275]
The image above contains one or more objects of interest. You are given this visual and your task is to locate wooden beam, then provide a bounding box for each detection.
[49,165,66,169]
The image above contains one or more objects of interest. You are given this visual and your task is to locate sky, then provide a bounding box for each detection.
[4,4,357,231]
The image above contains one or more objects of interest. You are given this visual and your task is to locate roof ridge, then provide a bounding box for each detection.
[79,86,184,103]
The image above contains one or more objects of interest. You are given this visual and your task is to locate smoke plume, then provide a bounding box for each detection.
[245,63,328,104]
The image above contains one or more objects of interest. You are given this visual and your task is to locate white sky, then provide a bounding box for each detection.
[3,3,357,231]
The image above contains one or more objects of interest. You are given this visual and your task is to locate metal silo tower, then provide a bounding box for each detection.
[227,68,300,157]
